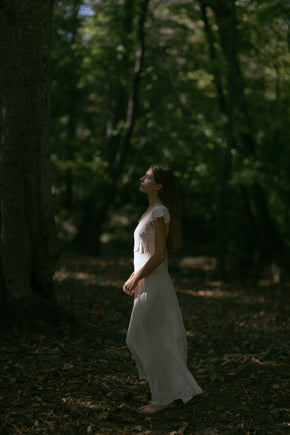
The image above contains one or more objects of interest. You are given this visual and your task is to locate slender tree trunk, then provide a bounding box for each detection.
[0,1,59,314]
[65,0,82,209]
[205,0,286,268]
[76,0,150,254]
[200,1,235,278]
[219,0,285,262]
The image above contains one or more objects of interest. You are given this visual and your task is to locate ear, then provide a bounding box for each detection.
[156,184,162,191]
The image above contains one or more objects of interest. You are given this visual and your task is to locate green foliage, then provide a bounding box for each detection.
[50,0,290,271]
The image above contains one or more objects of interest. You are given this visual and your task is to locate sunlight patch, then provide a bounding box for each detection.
[177,288,240,298]
[180,256,216,271]
[54,268,98,284]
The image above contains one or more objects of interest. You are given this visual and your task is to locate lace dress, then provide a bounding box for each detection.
[126,205,202,405]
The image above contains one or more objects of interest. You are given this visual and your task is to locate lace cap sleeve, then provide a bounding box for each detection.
[150,205,170,224]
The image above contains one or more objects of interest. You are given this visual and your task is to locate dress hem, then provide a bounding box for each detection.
[150,389,203,406]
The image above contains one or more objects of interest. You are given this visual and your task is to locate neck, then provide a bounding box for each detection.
[148,192,162,206]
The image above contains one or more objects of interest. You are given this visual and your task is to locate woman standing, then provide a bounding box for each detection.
[123,164,202,414]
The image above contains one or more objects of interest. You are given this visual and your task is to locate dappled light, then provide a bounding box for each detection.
[1,0,290,433]
[1,252,289,434]
[180,256,216,272]
[178,287,241,299]
[54,268,98,284]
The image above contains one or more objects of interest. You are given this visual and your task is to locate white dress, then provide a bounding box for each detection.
[126,205,202,405]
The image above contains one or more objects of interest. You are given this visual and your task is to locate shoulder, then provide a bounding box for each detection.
[151,205,170,224]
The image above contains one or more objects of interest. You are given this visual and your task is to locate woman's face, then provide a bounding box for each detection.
[139,168,161,194]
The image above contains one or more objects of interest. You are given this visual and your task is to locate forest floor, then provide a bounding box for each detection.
[0,251,289,435]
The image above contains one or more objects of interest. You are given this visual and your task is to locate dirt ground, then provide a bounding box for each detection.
[0,252,289,434]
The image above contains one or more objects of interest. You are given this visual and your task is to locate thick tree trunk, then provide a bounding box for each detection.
[76,0,150,254]
[0,1,59,313]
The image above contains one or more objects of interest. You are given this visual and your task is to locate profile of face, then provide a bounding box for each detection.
[139,168,162,195]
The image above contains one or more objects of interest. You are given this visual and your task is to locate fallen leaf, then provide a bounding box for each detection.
[97,411,110,421]
[63,363,74,370]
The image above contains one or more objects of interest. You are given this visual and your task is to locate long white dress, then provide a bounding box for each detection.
[126,205,202,405]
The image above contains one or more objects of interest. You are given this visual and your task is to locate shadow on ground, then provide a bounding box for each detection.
[0,252,289,434]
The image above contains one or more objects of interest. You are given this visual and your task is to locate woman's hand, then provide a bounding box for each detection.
[123,273,139,295]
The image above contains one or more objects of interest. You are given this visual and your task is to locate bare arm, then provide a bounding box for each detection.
[123,217,167,295]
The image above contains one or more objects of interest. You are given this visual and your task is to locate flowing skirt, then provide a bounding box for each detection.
[126,252,202,405]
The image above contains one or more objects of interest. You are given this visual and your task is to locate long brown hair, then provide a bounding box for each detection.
[151,164,181,251]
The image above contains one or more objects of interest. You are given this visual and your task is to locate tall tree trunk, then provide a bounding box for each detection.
[205,0,286,267]
[0,0,59,314]
[200,1,233,278]
[76,0,150,254]
[65,0,82,209]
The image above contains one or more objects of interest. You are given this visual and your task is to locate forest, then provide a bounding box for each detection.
[0,0,289,434]
[50,0,290,270]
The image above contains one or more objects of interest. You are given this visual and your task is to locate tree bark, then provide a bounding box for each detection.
[0,0,59,313]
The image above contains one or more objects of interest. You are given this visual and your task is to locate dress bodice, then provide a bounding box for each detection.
[134,205,170,256]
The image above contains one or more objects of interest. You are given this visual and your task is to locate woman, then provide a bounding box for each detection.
[123,164,202,415]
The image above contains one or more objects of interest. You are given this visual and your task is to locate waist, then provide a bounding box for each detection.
[134,252,168,273]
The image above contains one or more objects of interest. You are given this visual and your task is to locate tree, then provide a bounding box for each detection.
[49,0,290,276]
[199,0,234,278]
[75,0,150,253]
[50,0,87,210]
[0,0,59,319]
[200,0,287,275]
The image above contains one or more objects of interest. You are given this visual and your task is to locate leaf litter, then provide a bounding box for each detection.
[0,252,289,434]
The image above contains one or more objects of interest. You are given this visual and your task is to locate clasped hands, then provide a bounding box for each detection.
[123,273,139,295]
